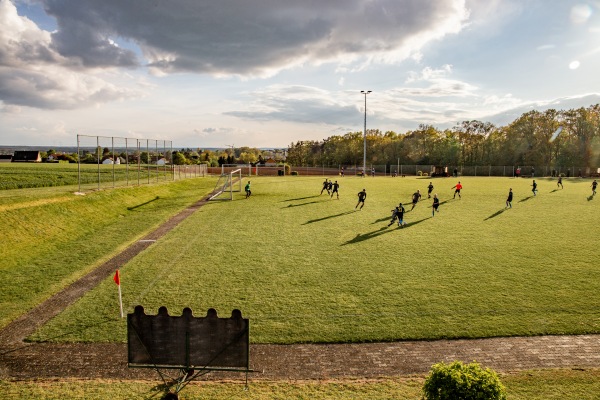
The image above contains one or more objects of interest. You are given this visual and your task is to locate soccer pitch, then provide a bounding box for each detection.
[31,176,600,344]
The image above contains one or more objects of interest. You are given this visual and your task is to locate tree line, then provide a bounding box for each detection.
[286,105,600,168]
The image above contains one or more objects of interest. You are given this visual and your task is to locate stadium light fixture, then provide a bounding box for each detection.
[361,90,372,177]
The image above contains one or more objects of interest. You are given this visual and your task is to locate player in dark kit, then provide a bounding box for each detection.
[592,180,597,196]
[330,180,340,199]
[531,180,538,196]
[431,194,440,216]
[506,188,513,208]
[388,203,407,227]
[355,189,367,210]
[410,190,421,210]
[320,178,330,195]
[452,181,462,199]
[245,181,251,198]
[557,176,563,189]
[427,182,434,198]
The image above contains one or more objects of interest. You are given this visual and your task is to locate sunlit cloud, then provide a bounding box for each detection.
[569,60,581,69]
[570,4,592,25]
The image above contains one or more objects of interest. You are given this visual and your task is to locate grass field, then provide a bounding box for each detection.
[0,162,175,190]
[21,175,599,344]
[0,177,218,329]
[2,368,600,399]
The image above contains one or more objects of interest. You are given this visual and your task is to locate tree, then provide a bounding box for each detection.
[172,151,188,165]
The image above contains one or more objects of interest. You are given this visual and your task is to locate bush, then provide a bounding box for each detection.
[417,170,423,176]
[422,361,506,400]
[423,172,429,177]
[284,164,291,175]
[291,171,299,176]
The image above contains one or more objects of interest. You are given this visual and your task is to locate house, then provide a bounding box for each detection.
[265,158,277,166]
[12,151,41,162]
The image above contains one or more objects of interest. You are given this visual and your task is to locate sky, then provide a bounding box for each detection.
[1,0,600,149]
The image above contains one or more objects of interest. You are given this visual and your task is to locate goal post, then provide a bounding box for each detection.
[209,168,242,200]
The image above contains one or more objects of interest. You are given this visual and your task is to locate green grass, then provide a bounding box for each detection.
[2,368,600,399]
[0,177,217,329]
[0,163,174,190]
[27,176,600,344]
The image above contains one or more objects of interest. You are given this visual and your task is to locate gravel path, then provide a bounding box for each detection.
[1,191,599,381]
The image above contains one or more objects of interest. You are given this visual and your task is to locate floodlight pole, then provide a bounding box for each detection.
[361,90,371,177]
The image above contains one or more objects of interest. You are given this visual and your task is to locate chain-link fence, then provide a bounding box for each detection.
[250,164,600,178]
[76,135,207,192]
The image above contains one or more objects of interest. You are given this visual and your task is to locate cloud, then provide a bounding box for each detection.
[38,0,469,77]
[0,0,141,109]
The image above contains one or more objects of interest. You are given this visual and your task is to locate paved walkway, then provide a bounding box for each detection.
[1,190,599,381]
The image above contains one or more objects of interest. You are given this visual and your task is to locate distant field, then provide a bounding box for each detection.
[0,163,175,190]
[26,175,600,344]
[0,177,218,329]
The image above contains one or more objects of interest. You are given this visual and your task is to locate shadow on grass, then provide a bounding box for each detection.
[588,195,594,201]
[281,195,320,202]
[341,226,394,245]
[519,196,534,203]
[484,209,506,221]
[372,216,391,224]
[284,200,325,208]
[550,189,560,193]
[342,217,430,245]
[127,196,160,211]
[303,210,355,225]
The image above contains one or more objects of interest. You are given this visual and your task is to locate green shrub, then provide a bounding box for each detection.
[284,164,291,175]
[422,361,506,400]
[417,170,423,176]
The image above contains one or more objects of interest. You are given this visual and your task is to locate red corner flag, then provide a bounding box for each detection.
[113,269,121,285]
[114,269,123,318]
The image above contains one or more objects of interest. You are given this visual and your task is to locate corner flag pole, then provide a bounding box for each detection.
[113,269,124,318]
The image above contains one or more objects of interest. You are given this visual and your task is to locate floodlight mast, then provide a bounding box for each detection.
[361,90,372,177]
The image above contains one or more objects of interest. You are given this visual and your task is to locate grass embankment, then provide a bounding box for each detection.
[29,176,600,343]
[0,177,217,329]
[2,368,600,399]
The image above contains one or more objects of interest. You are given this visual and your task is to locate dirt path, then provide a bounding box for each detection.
[1,191,599,381]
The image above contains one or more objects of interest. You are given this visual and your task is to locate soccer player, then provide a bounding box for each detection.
[394,203,407,227]
[557,176,563,189]
[355,189,367,210]
[531,180,538,196]
[245,181,251,198]
[410,189,422,210]
[371,167,375,177]
[432,194,440,216]
[592,180,597,196]
[388,206,400,226]
[327,180,333,193]
[427,182,434,198]
[506,188,513,208]
[452,181,462,199]
[320,178,330,195]
[330,180,340,199]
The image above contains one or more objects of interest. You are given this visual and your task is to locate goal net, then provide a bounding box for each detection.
[209,168,242,200]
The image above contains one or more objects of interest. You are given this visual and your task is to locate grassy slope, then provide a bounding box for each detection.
[0,177,217,329]
[30,176,600,343]
[2,369,600,399]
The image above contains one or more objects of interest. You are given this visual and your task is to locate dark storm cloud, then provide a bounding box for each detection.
[40,0,467,75]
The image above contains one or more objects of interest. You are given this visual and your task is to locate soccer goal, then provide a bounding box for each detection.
[209,168,242,200]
